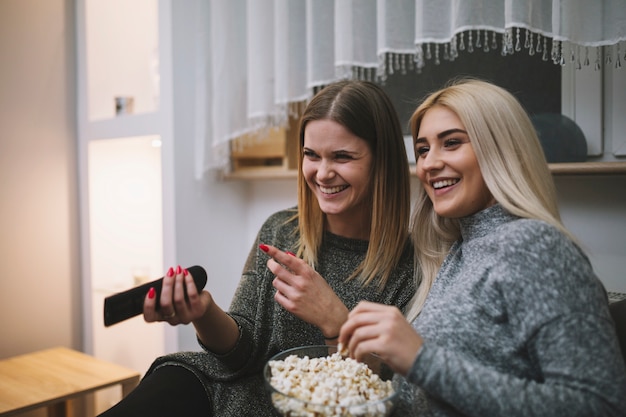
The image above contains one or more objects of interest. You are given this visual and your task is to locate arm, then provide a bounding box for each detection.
[142,209,300,366]
[339,301,626,417]
[412,314,626,417]
[142,265,239,354]
[342,222,626,416]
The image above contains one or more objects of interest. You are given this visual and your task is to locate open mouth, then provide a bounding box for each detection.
[432,179,459,190]
[319,185,348,195]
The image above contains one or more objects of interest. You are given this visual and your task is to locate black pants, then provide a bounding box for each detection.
[98,365,211,417]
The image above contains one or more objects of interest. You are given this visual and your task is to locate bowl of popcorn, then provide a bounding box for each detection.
[264,345,399,417]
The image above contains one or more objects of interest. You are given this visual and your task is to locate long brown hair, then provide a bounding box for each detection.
[296,80,411,288]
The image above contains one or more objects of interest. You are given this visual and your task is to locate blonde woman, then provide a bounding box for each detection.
[340,79,626,416]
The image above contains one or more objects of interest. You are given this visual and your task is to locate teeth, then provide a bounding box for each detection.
[320,185,348,194]
[432,179,458,189]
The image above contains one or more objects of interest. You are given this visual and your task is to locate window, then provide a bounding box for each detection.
[378,35,615,164]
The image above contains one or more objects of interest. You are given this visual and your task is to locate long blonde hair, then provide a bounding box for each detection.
[405,78,578,320]
[296,80,411,289]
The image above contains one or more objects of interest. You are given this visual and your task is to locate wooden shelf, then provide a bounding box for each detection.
[222,167,299,180]
[223,161,626,180]
[547,161,626,175]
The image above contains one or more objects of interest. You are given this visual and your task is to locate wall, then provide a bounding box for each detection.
[175,177,299,350]
[0,1,79,415]
[0,0,80,358]
[556,175,626,293]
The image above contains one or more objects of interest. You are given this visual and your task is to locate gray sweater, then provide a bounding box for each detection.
[401,204,626,417]
[146,208,416,416]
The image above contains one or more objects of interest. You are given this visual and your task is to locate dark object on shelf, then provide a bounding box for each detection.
[531,113,587,163]
[115,96,134,115]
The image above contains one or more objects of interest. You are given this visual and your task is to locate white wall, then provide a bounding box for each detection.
[175,178,298,351]
[0,1,78,415]
[0,0,80,358]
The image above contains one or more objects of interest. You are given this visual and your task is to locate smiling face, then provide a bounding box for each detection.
[415,105,495,219]
[302,119,373,238]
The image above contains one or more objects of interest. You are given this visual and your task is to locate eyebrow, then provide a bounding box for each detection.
[303,146,358,155]
[416,128,468,143]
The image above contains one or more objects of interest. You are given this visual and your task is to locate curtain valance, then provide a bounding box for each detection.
[199,0,626,174]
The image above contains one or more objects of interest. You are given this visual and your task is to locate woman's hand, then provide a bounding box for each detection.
[339,301,423,375]
[260,243,349,339]
[143,265,212,325]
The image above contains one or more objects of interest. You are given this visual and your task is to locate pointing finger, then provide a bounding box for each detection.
[259,243,299,271]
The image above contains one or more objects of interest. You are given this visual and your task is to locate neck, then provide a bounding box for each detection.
[324,215,370,240]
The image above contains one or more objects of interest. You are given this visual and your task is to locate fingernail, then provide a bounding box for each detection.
[259,244,269,253]
[183,268,189,276]
[286,251,296,257]
[176,265,182,274]
[148,287,156,299]
[167,267,174,277]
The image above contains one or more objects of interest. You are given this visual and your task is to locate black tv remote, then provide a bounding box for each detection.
[103,265,207,327]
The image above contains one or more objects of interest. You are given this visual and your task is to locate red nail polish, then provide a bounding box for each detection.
[167,267,174,277]
[183,268,189,276]
[259,244,269,253]
[148,287,156,299]
[176,265,182,274]
[286,251,296,257]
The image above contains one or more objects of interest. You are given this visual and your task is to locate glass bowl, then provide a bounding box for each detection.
[263,345,400,417]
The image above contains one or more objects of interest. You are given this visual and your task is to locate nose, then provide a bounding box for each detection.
[420,149,444,172]
[316,159,335,181]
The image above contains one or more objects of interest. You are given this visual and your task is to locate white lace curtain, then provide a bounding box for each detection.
[198,0,626,174]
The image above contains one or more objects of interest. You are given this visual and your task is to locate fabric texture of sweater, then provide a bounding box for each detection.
[145,208,416,416]
[399,204,626,417]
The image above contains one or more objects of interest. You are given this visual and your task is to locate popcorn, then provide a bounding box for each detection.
[337,342,349,357]
[268,350,395,417]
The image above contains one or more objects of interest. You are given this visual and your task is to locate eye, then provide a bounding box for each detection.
[443,138,464,148]
[415,145,429,158]
[303,149,319,160]
[334,152,354,161]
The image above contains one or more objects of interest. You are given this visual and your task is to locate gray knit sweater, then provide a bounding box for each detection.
[146,208,416,416]
[399,204,626,417]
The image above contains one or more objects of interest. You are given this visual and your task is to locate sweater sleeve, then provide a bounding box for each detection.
[408,221,626,417]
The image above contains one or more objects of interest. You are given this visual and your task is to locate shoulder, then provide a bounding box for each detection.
[487,218,602,305]
[260,207,298,228]
[257,206,299,244]
[492,218,582,261]
[495,216,558,240]
[466,217,579,268]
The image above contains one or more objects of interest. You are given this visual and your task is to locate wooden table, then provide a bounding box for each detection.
[0,347,140,417]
